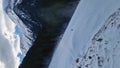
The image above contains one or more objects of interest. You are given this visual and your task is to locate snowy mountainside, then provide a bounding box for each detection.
[49,0,120,68]
[73,9,120,68]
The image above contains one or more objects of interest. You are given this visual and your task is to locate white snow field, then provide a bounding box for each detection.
[49,0,120,68]
[0,0,21,68]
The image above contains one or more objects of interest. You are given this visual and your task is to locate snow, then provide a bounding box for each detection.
[3,0,34,55]
[49,0,120,68]
[0,0,21,68]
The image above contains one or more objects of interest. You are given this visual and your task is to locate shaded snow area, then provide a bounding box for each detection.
[49,0,120,68]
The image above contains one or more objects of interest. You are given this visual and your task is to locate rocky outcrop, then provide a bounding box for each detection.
[12,0,79,68]
[14,0,79,55]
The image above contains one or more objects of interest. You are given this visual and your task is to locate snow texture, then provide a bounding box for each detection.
[49,0,120,68]
[0,0,21,68]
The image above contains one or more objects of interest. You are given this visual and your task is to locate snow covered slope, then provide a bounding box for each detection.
[49,0,120,68]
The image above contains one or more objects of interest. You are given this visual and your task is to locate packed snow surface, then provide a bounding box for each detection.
[49,0,120,68]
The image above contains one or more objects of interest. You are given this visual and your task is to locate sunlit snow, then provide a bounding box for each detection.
[49,0,120,68]
[0,0,21,68]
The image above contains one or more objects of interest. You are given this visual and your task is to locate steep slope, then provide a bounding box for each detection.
[15,0,79,68]
[74,9,120,68]
[49,0,120,68]
[13,0,79,55]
